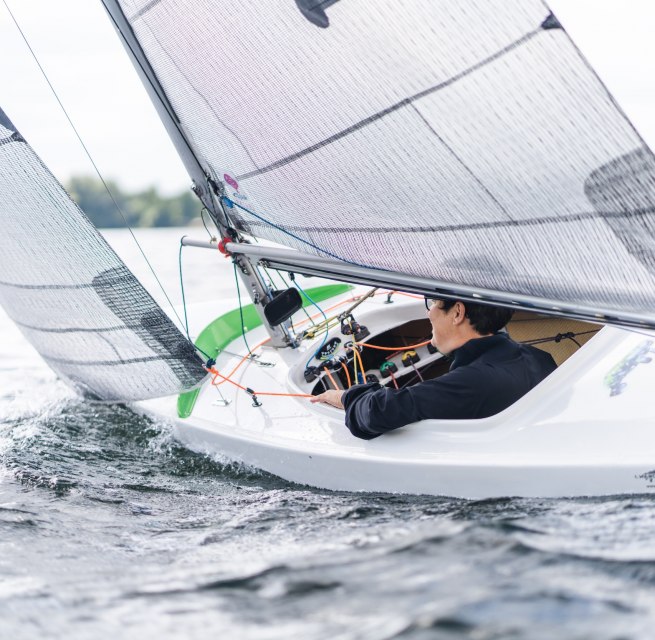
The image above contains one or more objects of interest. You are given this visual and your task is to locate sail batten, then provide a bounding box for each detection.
[0,109,206,401]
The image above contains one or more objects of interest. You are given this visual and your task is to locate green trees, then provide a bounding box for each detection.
[66,176,201,228]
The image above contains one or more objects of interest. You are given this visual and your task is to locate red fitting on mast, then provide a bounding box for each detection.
[217,237,232,257]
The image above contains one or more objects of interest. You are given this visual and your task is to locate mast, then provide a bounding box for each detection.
[100,0,296,348]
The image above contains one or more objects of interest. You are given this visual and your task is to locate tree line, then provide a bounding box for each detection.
[66,176,201,228]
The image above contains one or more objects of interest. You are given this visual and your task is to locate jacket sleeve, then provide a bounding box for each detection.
[342,368,483,439]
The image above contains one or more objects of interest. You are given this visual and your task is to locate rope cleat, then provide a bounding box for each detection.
[304,366,320,383]
[380,361,398,378]
[401,350,420,367]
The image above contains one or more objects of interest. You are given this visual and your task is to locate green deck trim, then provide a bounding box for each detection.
[177,283,354,418]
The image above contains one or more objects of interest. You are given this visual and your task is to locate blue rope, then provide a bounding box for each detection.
[295,280,331,370]
[222,197,367,267]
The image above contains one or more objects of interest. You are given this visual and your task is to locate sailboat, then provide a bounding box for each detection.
[2,0,655,498]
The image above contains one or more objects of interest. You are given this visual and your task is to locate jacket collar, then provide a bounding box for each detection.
[450,333,509,370]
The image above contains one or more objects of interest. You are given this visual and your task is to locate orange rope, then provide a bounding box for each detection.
[324,367,339,390]
[389,371,399,389]
[354,339,431,351]
[205,296,358,391]
[208,367,312,398]
[294,287,422,337]
[354,347,365,380]
[294,295,360,329]
[210,337,272,387]
[205,288,424,395]
[341,362,352,388]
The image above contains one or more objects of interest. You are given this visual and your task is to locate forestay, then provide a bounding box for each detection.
[0,108,206,401]
[113,0,655,320]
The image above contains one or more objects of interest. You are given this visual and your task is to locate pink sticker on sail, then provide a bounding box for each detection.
[224,173,239,191]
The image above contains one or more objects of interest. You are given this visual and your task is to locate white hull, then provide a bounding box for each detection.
[137,289,655,499]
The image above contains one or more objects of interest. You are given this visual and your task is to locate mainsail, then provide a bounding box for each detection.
[0,108,206,401]
[105,0,655,324]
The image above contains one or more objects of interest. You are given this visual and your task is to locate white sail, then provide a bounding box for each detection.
[0,108,206,401]
[109,0,655,321]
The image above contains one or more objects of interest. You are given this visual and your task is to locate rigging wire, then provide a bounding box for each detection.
[178,240,191,340]
[522,329,599,348]
[2,0,186,331]
[177,239,214,361]
[222,197,366,267]
[233,260,254,355]
[262,266,315,325]
[199,207,215,240]
[294,279,330,370]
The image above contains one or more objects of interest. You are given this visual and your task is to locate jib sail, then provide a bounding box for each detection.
[0,107,206,401]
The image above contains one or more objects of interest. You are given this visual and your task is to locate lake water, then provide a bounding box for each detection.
[2,227,655,639]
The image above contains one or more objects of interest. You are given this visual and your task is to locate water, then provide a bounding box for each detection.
[2,227,655,639]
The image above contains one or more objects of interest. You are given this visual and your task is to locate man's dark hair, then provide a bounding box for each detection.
[439,299,514,335]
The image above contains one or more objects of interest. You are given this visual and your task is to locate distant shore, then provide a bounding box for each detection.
[66,175,201,228]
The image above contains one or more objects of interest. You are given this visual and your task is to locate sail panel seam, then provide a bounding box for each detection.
[13,320,140,334]
[409,103,513,222]
[128,0,164,22]
[41,353,187,367]
[0,281,97,290]
[0,280,122,290]
[237,25,544,181]
[241,202,655,234]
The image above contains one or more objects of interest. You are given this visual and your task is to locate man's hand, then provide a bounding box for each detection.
[310,389,345,409]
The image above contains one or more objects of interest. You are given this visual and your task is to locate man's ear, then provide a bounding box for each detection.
[452,301,467,325]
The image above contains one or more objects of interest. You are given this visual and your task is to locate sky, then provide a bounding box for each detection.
[1,0,654,195]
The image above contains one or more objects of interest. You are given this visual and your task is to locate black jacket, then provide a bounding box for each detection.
[342,333,557,439]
